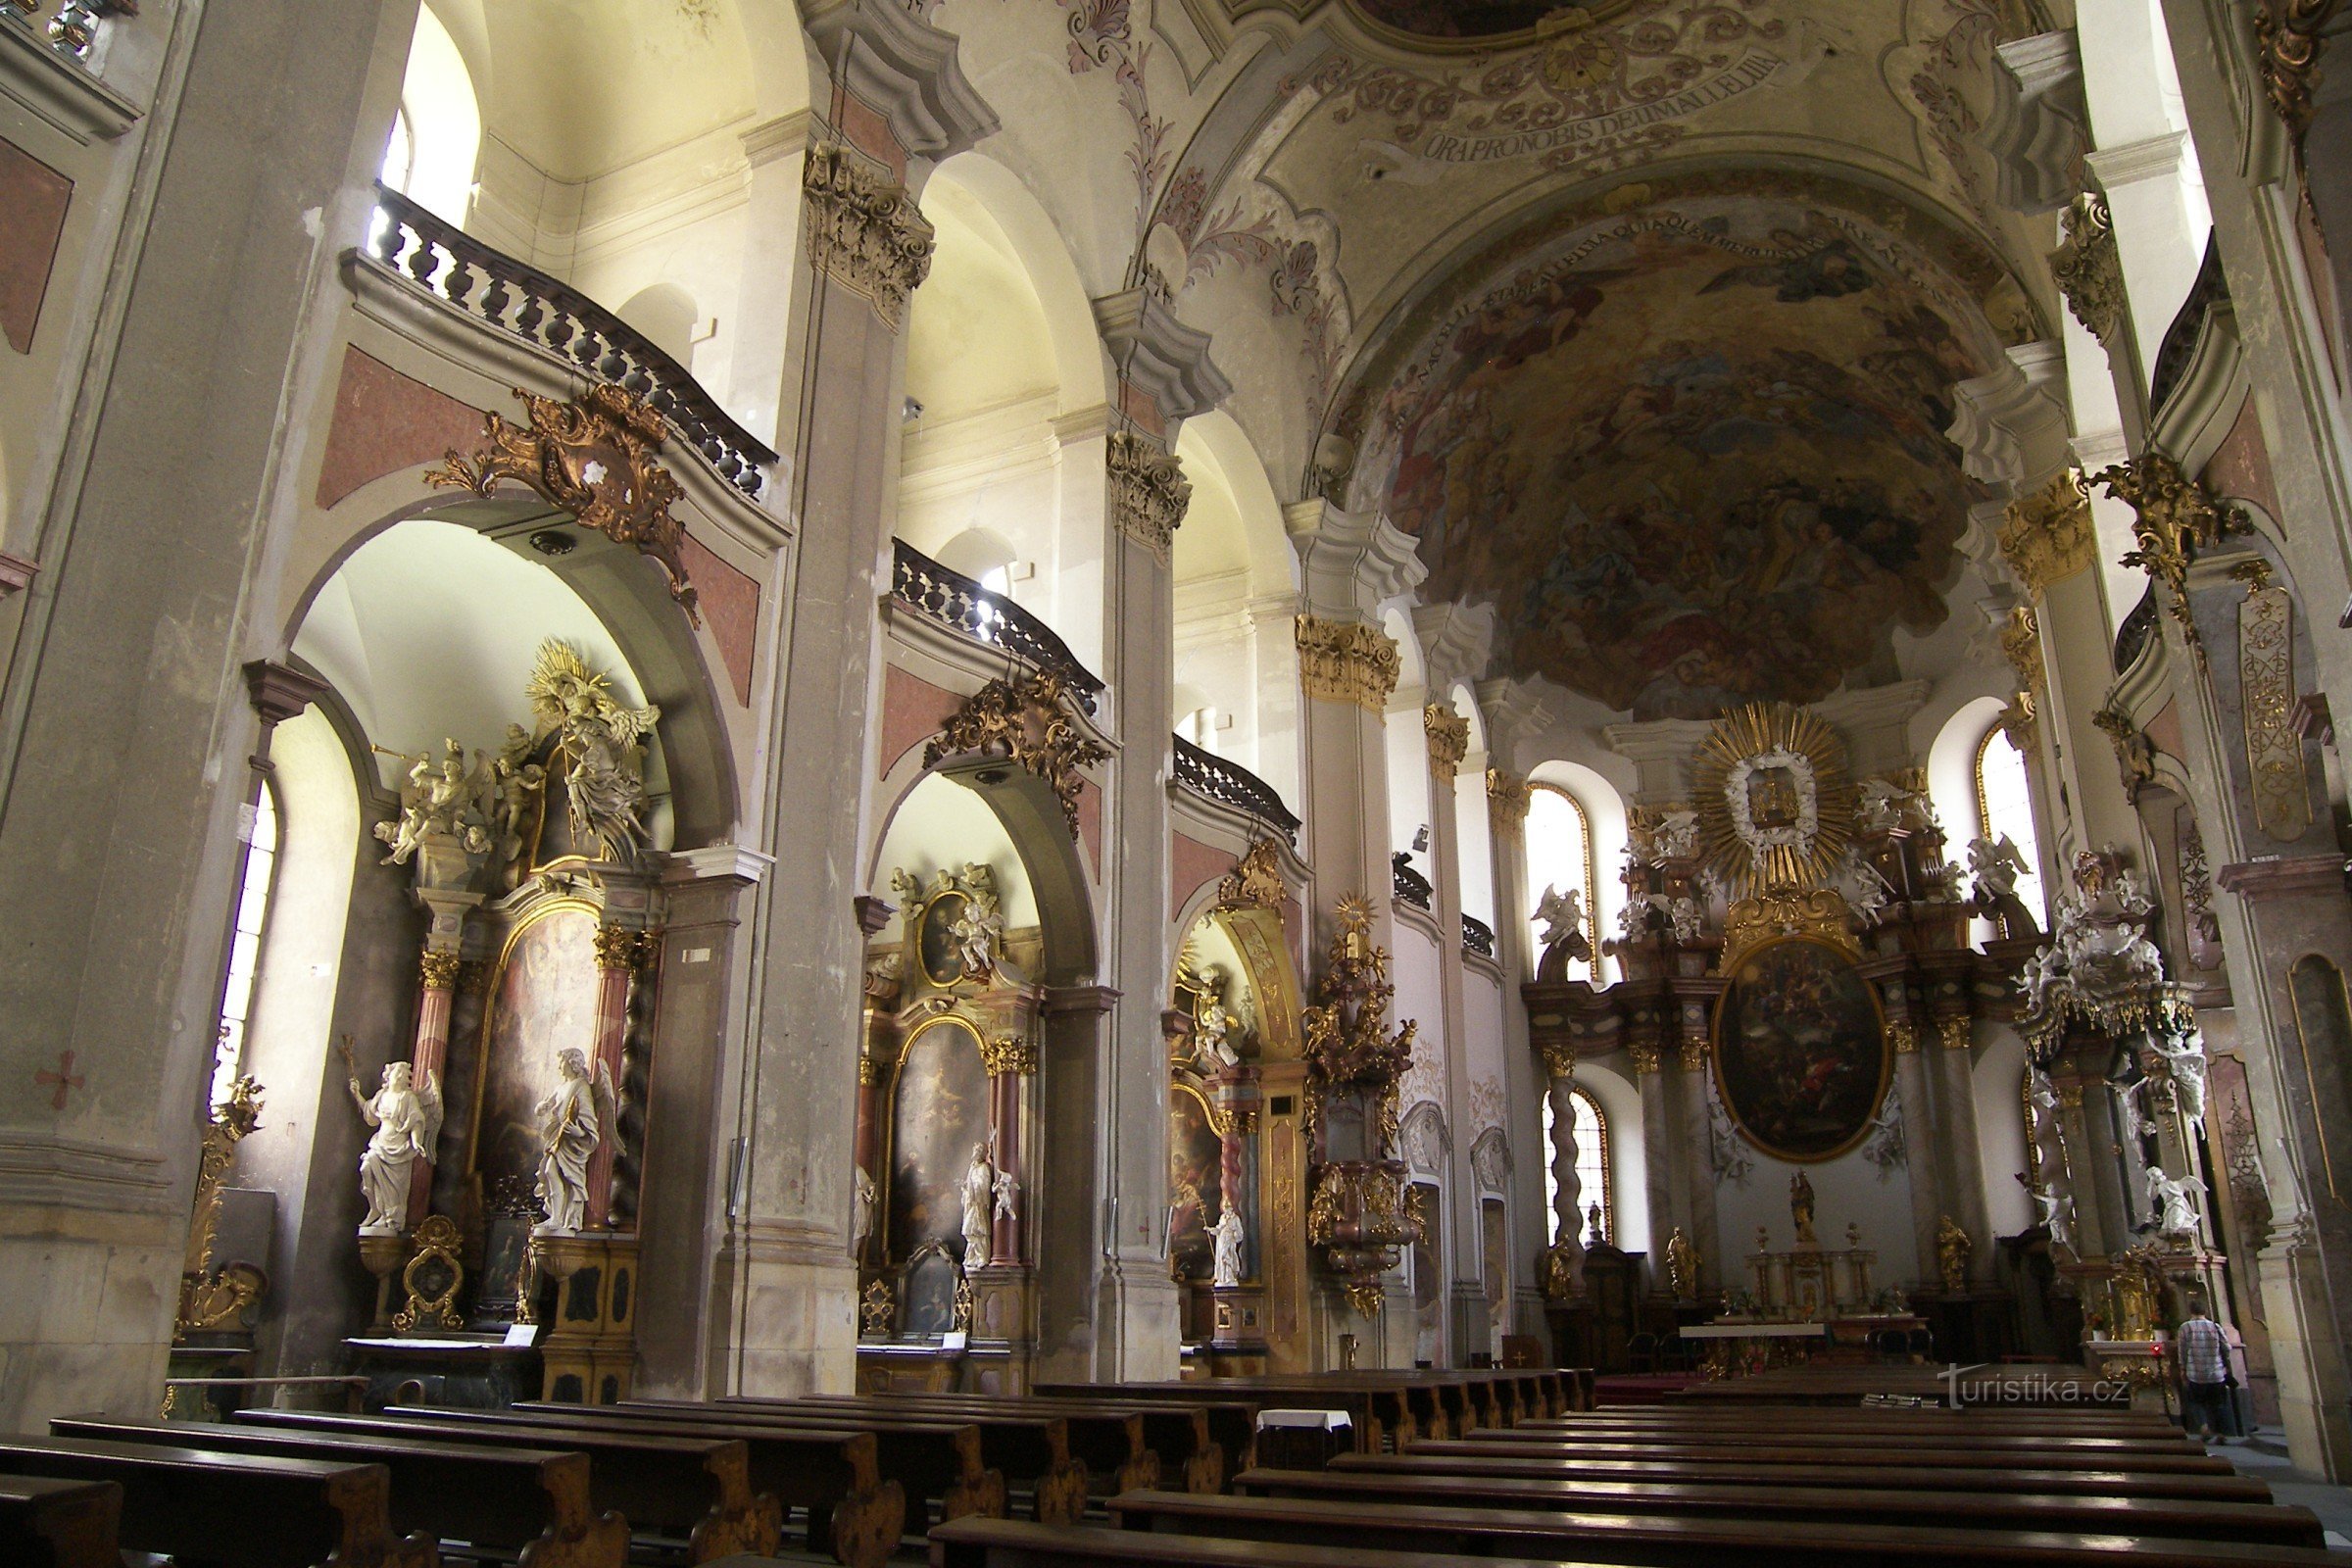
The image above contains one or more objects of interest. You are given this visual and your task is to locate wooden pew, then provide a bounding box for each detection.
[713,1395,1090,1525]
[379,1402,902,1568]
[0,1476,119,1568]
[54,1414,631,1568]
[923,1515,1587,1568]
[807,1391,1226,1494]
[747,1393,1161,1496]
[1451,1422,2214,1459]
[235,1407,778,1563]
[612,1398,1006,1526]
[1532,1409,2184,1435]
[0,1432,434,1568]
[1393,1434,2237,1474]
[1335,1447,2278,1502]
[1107,1489,2346,1568]
[1041,1379,1407,1452]
[1031,1389,1258,1478]
[1232,1464,2328,1547]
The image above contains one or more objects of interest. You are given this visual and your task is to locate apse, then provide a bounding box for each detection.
[1352,172,2011,719]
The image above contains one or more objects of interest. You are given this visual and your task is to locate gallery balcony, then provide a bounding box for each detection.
[888,540,1105,714]
[364,184,776,500]
[1172,734,1299,847]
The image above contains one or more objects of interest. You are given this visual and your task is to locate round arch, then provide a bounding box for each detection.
[924,152,1110,417]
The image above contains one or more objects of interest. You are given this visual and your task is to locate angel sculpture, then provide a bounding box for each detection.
[1192,963,1244,1071]
[524,641,660,866]
[1969,834,2030,898]
[340,1041,443,1234]
[534,1047,616,1234]
[374,738,494,865]
[1856,778,1917,835]
[959,1145,995,1268]
[993,1164,1021,1225]
[1651,809,1700,862]
[2148,1007,2211,1125]
[888,866,924,908]
[1833,852,1897,923]
[1668,896,1703,946]
[851,1165,876,1257]
[948,898,1004,978]
[1534,884,1587,952]
[2146,1163,2205,1240]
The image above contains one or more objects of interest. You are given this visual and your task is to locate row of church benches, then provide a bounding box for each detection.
[0,1367,1566,1568]
[925,1394,2341,1568]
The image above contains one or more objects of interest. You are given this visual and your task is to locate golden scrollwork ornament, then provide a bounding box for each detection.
[925,668,1108,839]
[1690,702,1855,896]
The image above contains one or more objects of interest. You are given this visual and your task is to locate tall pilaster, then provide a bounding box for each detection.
[729,0,992,1395]
[1420,696,1485,1361]
[1479,678,1552,1336]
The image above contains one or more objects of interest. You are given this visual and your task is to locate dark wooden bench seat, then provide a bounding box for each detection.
[0,1431,434,1568]
[1232,1464,2327,1546]
[840,1392,1225,1494]
[757,1393,1160,1496]
[1032,1388,1259,1477]
[386,1402,904,1568]
[921,1515,1587,1568]
[713,1395,1089,1525]
[1544,1408,2183,1434]
[612,1398,1006,1527]
[1400,1434,2236,1474]
[54,1414,630,1568]
[1040,1379,1408,1451]
[1337,1446,2278,1502]
[235,1407,777,1563]
[0,1475,120,1568]
[1108,1489,2345,1568]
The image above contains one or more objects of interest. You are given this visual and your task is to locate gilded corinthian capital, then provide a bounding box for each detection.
[1107,429,1191,565]
[1487,768,1532,828]
[1423,703,1470,782]
[1997,468,2095,598]
[802,143,935,331]
[1296,616,1400,711]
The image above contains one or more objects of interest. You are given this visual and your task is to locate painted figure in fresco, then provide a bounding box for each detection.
[1211,1202,1248,1289]
[534,1047,615,1234]
[345,1055,443,1234]
[959,1144,995,1268]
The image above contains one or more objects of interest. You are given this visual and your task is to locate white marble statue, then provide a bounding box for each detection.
[1651,809,1700,862]
[960,1144,995,1268]
[1534,883,1586,950]
[1969,834,2029,898]
[1193,963,1244,1071]
[948,900,1004,977]
[1833,852,1896,923]
[1856,778,1917,835]
[2146,1163,2205,1239]
[1616,890,1654,944]
[2149,1010,2211,1125]
[993,1164,1020,1225]
[852,1165,876,1255]
[346,1057,443,1234]
[534,1047,615,1234]
[1668,895,1702,946]
[1211,1202,1248,1288]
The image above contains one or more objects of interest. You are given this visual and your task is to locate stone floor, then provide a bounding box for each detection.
[2229,1428,2352,1547]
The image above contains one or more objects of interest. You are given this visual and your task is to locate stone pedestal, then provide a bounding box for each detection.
[357,1232,410,1334]
[1207,1282,1271,1375]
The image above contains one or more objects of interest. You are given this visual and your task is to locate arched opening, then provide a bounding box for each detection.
[382,3,480,224]
[210,775,280,1108]
[613,282,701,373]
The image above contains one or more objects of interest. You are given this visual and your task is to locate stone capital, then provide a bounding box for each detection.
[2050,192,2124,347]
[418,949,464,991]
[1487,767,1532,829]
[1286,501,1428,620]
[241,659,329,728]
[802,143,934,331]
[803,0,999,166]
[1297,615,1400,712]
[1094,288,1230,432]
[1106,428,1191,565]
[1997,467,2096,597]
[1423,701,1470,782]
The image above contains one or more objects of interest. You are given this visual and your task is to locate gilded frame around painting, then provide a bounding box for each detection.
[1710,933,1890,1164]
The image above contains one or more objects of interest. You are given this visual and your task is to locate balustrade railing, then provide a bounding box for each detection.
[2150,234,2228,416]
[890,540,1105,714]
[1393,851,1433,910]
[2114,584,2159,674]
[1172,734,1300,846]
[1462,913,1495,958]
[3,0,126,61]
[366,184,774,498]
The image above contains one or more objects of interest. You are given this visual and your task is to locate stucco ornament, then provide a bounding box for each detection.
[1692,702,1855,894]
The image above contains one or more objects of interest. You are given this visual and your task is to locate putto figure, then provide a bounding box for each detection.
[534,1047,615,1234]
[341,1043,443,1235]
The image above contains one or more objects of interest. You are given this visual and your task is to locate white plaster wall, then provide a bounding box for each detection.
[1463,969,1507,1138]
[1391,916,1445,1111]
[1710,1143,1921,1290]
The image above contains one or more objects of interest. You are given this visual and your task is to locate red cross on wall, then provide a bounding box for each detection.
[35,1050,83,1111]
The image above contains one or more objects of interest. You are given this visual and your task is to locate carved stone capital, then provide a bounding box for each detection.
[1536,1038,1576,1081]
[1677,1036,1708,1073]
[2093,449,2244,672]
[594,925,654,973]
[1487,768,1533,829]
[1998,605,2044,693]
[803,142,935,331]
[1106,429,1191,565]
[1626,1040,1661,1075]
[2050,192,2124,346]
[858,1054,884,1087]
[1997,468,2095,597]
[1296,615,1400,711]
[1937,1016,1974,1052]
[418,950,464,992]
[1423,703,1470,782]
[981,1034,1038,1077]
[1888,1018,1920,1055]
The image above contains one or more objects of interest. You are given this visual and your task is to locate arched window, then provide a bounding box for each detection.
[1975,722,2047,925]
[212,779,280,1106]
[380,104,415,194]
[1526,783,1598,981]
[1541,1087,1613,1247]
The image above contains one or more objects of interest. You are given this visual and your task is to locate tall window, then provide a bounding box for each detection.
[1541,1087,1613,1246]
[212,781,280,1107]
[1975,723,2046,925]
[379,104,416,194]
[1526,783,1597,981]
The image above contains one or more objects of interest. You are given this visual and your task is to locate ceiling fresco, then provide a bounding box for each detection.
[1350,177,2000,718]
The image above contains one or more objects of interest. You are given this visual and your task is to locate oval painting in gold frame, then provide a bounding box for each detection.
[1710,934,1889,1164]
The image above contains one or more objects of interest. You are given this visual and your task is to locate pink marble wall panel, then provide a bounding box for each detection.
[1075,777,1102,876]
[0,137,72,356]
[879,663,963,780]
[2203,397,2285,535]
[314,347,486,509]
[1170,831,1228,921]
[680,533,759,707]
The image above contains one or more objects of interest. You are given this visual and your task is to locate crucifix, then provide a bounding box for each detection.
[35,1050,84,1111]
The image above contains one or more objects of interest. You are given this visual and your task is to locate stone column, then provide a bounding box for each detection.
[1542,1055,1583,1284]
[585,924,649,1229]
[983,1032,1035,1264]
[1421,697,1486,1362]
[727,2,993,1395]
[1887,1014,1945,1287]
[404,946,463,1224]
[1929,1014,1994,1281]
[1673,1010,1719,1298]
[1480,678,1551,1336]
[1627,1029,1675,1277]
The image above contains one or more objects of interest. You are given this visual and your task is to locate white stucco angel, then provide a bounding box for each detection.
[1833,852,1897,923]
[1969,834,2030,898]
[992,1164,1020,1225]
[1856,777,1918,835]
[1651,809,1700,862]
[2145,1162,2205,1239]
[1192,963,1244,1071]
[959,1144,995,1268]
[852,1164,876,1255]
[534,1047,616,1234]
[343,1047,443,1235]
[1668,896,1703,946]
[1534,884,1586,950]
[949,899,1004,978]
[2148,1007,2211,1125]
[1211,1202,1248,1288]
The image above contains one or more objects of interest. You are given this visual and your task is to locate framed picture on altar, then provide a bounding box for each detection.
[916,891,972,986]
[1711,935,1889,1163]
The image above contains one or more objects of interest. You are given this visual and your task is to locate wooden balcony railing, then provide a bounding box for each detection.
[890,540,1105,714]
[1393,851,1433,910]
[1173,734,1300,846]
[366,184,775,498]
[1462,913,1495,958]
